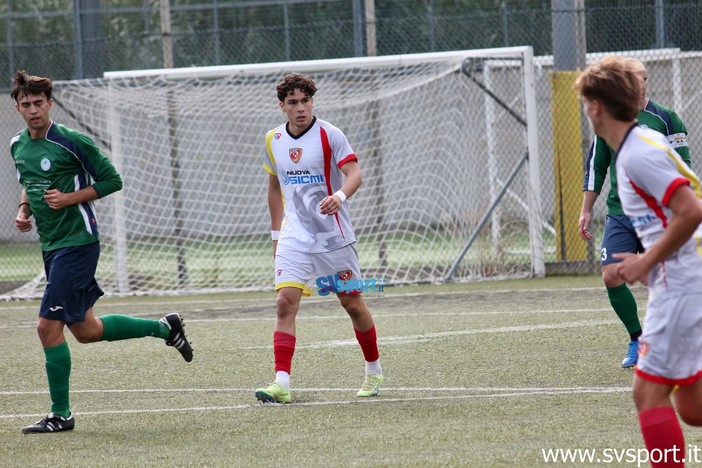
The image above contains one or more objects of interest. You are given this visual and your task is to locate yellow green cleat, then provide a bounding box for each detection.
[255,382,292,404]
[356,374,384,397]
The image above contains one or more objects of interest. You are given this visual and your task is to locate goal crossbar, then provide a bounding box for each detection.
[104,46,537,80]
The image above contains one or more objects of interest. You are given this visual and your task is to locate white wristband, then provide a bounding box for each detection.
[334,190,347,203]
[271,230,280,240]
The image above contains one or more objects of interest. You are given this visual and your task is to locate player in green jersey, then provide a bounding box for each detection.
[10,70,193,434]
[578,58,690,368]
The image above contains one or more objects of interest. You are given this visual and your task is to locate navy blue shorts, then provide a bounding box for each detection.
[40,242,104,325]
[600,214,644,266]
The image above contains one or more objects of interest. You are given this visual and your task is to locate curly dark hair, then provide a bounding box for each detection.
[276,72,317,102]
[10,70,53,103]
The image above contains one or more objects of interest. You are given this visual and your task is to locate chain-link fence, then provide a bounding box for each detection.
[2,0,702,295]
[3,1,701,84]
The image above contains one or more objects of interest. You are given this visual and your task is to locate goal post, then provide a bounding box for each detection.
[18,46,544,297]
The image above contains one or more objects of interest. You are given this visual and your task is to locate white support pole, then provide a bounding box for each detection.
[522,46,545,277]
[672,53,682,119]
[484,63,501,252]
[107,81,130,293]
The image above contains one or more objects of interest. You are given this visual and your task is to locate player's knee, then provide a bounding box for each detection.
[632,379,674,413]
[340,296,367,318]
[36,320,64,346]
[71,329,100,343]
[631,384,653,412]
[601,264,623,287]
[679,413,702,426]
[275,294,298,319]
[673,390,702,426]
[73,334,93,344]
[678,406,702,426]
[67,323,102,343]
[36,322,50,340]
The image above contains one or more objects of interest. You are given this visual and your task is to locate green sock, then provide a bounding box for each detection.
[45,342,71,418]
[607,283,641,336]
[100,314,169,341]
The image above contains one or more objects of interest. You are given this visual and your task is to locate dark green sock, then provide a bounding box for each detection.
[100,314,169,341]
[607,283,641,336]
[45,342,71,418]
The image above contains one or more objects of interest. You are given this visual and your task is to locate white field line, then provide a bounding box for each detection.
[0,285,632,312]
[0,308,620,330]
[0,385,632,396]
[0,386,631,420]
[186,308,616,323]
[237,318,620,350]
[0,317,621,344]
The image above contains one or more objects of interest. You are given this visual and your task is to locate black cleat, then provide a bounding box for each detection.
[21,413,74,434]
[160,313,193,362]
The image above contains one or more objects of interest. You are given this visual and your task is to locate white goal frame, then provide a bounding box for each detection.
[102,46,543,294]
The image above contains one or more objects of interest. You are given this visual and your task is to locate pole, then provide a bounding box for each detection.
[160,0,173,69]
[550,0,588,263]
[365,0,376,57]
[161,0,188,286]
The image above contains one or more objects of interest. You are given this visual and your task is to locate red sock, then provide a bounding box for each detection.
[639,406,685,467]
[273,331,296,374]
[354,325,379,362]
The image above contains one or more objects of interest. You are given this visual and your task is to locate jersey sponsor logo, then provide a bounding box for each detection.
[274,133,282,140]
[289,148,303,163]
[668,132,687,148]
[25,179,51,185]
[281,169,324,185]
[630,213,655,229]
[40,157,51,171]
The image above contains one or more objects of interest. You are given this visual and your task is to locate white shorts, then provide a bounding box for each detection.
[274,243,362,297]
[636,291,702,386]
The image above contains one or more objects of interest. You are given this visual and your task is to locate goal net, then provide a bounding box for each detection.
[13,46,543,297]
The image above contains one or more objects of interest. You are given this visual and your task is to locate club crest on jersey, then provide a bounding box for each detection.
[289,148,303,163]
[337,270,353,281]
[638,339,650,357]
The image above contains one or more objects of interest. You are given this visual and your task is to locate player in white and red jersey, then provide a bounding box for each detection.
[256,73,383,404]
[578,57,691,369]
[263,116,357,253]
[576,55,702,467]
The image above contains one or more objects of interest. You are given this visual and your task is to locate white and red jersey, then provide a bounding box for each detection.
[263,117,358,253]
[616,124,702,293]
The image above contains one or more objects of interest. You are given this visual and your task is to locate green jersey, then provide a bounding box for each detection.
[11,122,122,251]
[582,99,689,215]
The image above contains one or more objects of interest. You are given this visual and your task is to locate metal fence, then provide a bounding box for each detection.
[2,1,701,84]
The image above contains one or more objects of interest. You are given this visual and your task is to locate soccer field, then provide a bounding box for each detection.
[0,276,686,467]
